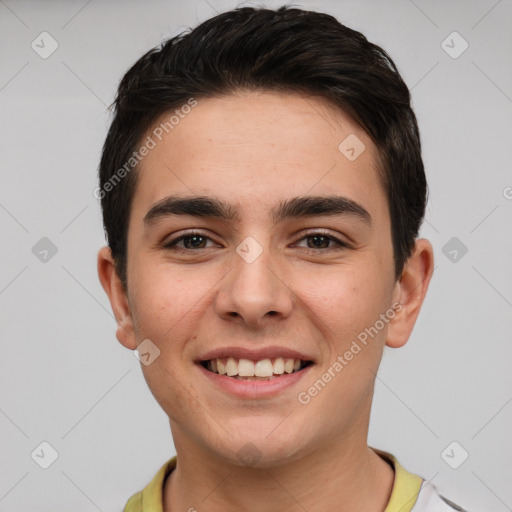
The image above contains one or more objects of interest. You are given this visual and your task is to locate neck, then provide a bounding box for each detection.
[163,432,394,512]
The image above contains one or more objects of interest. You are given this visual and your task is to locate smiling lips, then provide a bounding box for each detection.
[203,357,310,380]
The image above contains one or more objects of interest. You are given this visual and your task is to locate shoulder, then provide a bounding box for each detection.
[412,480,470,512]
[372,448,470,512]
[122,456,177,512]
[123,491,142,512]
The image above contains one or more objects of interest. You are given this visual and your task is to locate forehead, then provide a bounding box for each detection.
[131,90,387,225]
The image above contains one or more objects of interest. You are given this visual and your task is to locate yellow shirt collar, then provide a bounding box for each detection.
[374,448,424,512]
[124,449,423,512]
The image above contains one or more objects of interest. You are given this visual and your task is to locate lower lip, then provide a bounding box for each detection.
[197,363,313,399]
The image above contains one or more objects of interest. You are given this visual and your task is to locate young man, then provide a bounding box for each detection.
[97,5,468,511]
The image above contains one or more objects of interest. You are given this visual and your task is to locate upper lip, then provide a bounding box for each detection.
[197,346,315,363]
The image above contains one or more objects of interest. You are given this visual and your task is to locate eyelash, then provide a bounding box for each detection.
[163,230,350,253]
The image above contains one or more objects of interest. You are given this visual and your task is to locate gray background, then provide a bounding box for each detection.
[1,0,511,510]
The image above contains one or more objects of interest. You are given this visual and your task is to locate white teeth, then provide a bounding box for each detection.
[207,357,307,377]
[238,358,255,377]
[254,359,273,377]
[273,357,285,374]
[226,357,238,376]
[284,358,294,374]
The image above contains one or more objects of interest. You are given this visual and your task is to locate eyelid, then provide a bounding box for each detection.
[294,228,351,249]
[163,228,351,251]
[163,229,220,247]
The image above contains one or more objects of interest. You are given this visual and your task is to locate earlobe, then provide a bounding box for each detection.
[385,238,435,349]
[97,246,137,350]
[116,316,137,351]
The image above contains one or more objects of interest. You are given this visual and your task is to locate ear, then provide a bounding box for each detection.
[97,246,137,350]
[386,238,434,349]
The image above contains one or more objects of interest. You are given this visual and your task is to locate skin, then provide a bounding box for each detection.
[98,90,434,512]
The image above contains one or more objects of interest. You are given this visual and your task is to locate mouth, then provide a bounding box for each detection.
[200,357,313,381]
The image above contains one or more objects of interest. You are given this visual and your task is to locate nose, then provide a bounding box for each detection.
[214,238,294,329]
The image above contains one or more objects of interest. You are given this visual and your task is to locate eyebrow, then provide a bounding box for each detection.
[143,194,372,227]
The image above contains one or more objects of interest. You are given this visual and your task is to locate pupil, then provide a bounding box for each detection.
[185,236,205,249]
[308,235,329,249]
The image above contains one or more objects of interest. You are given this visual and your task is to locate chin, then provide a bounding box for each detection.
[209,419,310,469]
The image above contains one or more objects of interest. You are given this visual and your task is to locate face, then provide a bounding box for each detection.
[105,90,408,467]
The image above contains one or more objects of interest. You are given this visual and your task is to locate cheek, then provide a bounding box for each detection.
[303,267,385,337]
[129,260,206,340]
[129,270,208,415]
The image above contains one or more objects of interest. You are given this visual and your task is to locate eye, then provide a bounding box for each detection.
[163,232,217,251]
[294,231,350,252]
[163,230,350,253]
